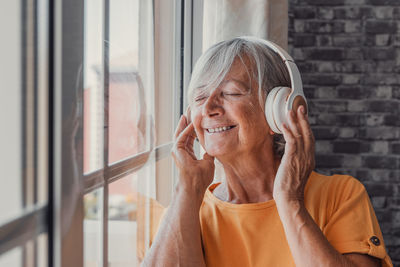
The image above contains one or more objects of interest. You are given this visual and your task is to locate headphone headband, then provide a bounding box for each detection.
[239,36,305,110]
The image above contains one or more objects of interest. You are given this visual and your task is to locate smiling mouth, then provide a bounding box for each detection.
[206,125,236,133]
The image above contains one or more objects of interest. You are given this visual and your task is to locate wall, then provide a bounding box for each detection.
[288,0,400,263]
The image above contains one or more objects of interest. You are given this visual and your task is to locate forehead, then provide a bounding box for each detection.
[225,56,253,85]
[197,55,255,93]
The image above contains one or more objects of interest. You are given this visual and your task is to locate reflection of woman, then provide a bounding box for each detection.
[142,37,392,266]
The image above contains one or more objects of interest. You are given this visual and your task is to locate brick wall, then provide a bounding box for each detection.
[288,0,400,263]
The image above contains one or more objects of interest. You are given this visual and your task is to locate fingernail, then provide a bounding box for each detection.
[301,106,305,114]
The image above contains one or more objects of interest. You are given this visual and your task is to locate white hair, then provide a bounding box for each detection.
[187,36,292,158]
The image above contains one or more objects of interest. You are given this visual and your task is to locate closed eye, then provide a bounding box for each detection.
[195,96,207,102]
[223,92,242,96]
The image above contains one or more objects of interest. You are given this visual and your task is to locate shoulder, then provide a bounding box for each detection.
[304,171,369,216]
[306,171,366,198]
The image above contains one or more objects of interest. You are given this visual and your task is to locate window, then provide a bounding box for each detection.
[82,0,187,266]
[0,0,202,266]
[0,0,49,266]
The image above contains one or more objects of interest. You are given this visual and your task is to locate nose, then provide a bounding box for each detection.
[202,91,224,117]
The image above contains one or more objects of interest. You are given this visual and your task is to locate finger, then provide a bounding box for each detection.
[287,110,304,151]
[174,115,187,141]
[172,122,197,163]
[281,123,296,155]
[287,110,301,137]
[185,133,196,152]
[297,105,314,150]
[176,122,196,148]
[203,152,215,163]
[185,106,199,142]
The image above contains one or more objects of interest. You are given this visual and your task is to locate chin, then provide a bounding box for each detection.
[203,144,231,158]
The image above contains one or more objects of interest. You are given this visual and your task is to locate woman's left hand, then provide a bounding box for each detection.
[273,105,315,204]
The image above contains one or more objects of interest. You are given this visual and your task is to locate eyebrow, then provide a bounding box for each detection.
[221,79,249,89]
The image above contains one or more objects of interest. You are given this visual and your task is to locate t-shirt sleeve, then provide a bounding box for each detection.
[322,176,392,267]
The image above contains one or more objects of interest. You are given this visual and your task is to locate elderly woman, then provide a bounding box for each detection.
[142,37,392,267]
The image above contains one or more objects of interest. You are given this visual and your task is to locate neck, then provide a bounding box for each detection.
[215,143,280,204]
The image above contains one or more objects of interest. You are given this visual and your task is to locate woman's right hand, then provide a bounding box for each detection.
[171,115,215,195]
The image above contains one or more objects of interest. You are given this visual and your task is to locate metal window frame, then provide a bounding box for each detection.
[181,0,203,110]
[83,143,173,194]
[53,0,85,266]
[0,206,48,256]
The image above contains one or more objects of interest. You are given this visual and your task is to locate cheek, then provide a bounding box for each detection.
[239,101,264,124]
[238,103,269,136]
[191,109,203,136]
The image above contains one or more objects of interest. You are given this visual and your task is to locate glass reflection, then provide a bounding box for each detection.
[109,0,154,165]
[108,158,159,266]
[83,0,104,174]
[84,189,103,267]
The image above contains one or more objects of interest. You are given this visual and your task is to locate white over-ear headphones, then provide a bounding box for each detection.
[240,36,308,134]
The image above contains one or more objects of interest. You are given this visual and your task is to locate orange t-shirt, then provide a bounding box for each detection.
[199,171,392,267]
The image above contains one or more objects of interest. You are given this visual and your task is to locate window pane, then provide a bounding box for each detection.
[109,0,152,164]
[155,155,174,207]
[108,157,158,266]
[22,232,48,267]
[108,174,138,266]
[0,246,22,267]
[84,0,104,174]
[37,233,48,267]
[0,0,23,224]
[84,188,103,267]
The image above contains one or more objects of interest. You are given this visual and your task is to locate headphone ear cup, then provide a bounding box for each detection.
[265,87,291,134]
[265,87,282,134]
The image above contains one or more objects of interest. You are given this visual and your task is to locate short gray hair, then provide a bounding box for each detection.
[188,36,291,158]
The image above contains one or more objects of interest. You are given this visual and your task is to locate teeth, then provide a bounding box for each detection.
[208,126,233,133]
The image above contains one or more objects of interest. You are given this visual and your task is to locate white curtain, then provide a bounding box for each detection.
[203,0,288,51]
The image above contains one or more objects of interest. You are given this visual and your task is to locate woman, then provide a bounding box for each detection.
[142,37,392,266]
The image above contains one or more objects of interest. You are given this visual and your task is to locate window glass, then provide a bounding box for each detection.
[84,188,103,267]
[155,154,174,206]
[0,0,23,224]
[22,233,48,267]
[108,173,139,266]
[108,158,158,266]
[84,0,104,174]
[37,233,48,267]
[0,246,22,267]
[109,0,151,165]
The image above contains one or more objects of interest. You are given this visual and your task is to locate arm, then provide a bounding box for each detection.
[275,198,380,267]
[141,115,214,267]
[141,187,206,267]
[273,105,380,267]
